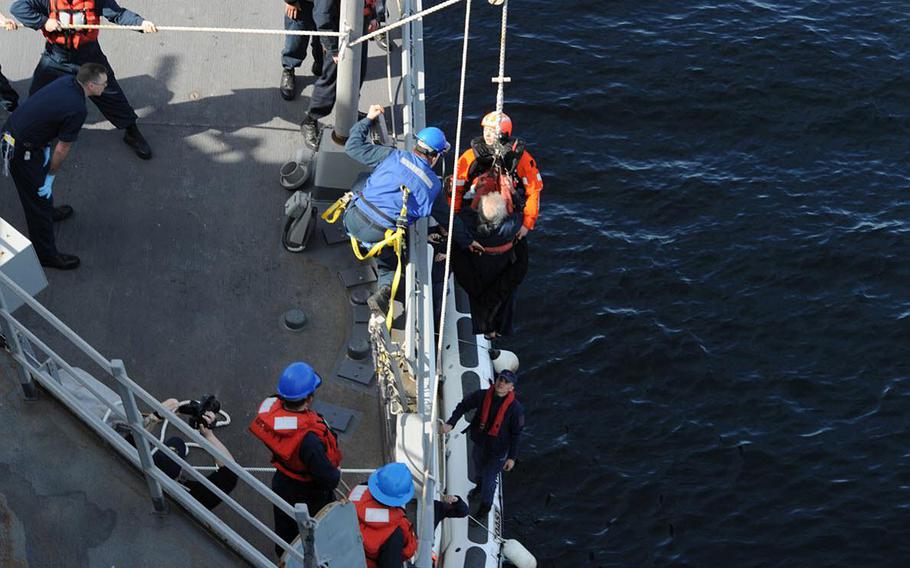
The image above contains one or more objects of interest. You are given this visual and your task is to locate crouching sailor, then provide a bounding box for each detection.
[333,103,449,315]
[349,462,418,568]
[249,362,343,557]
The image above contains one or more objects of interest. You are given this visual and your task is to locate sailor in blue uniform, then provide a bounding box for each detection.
[443,370,524,519]
[343,104,450,310]
[1,64,106,270]
[10,0,158,159]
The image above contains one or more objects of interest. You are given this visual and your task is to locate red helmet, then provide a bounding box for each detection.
[481,111,512,137]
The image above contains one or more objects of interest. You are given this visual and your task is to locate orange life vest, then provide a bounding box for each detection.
[479,388,515,437]
[349,485,417,568]
[42,0,100,50]
[248,397,342,482]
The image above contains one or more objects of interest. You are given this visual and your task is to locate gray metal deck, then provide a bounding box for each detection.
[1,3,398,565]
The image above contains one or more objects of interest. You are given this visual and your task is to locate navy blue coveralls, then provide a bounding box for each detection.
[282,0,323,74]
[2,75,87,259]
[445,388,524,509]
[306,0,368,120]
[11,0,145,129]
[0,65,18,111]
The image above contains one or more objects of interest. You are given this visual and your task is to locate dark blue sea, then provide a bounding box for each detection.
[425,1,910,566]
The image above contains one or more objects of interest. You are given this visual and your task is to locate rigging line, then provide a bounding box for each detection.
[495,0,509,117]
[432,0,472,447]
[351,0,465,46]
[52,23,343,36]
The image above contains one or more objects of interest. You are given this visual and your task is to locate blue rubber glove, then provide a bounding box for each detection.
[37,174,55,199]
[43,146,51,167]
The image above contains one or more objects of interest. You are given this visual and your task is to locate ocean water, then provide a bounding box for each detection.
[425,2,910,566]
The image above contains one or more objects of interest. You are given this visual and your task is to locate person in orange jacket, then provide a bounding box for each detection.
[452,111,543,240]
[349,462,418,568]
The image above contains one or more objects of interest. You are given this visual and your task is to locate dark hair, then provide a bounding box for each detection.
[76,63,107,86]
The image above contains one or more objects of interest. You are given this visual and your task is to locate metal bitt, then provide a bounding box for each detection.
[333,0,366,143]
[294,503,318,568]
[111,359,167,514]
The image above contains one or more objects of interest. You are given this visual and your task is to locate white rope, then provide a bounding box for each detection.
[432,0,473,447]
[192,465,377,473]
[57,23,342,37]
[351,0,464,46]
[495,0,509,119]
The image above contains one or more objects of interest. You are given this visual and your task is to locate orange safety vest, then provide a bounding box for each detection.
[479,388,515,437]
[42,0,100,50]
[248,397,342,482]
[349,485,417,568]
[454,136,543,230]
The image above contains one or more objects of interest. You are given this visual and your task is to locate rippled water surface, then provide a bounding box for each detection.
[425,1,909,566]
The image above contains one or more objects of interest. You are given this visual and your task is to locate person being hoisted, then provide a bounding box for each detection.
[323,103,450,319]
[349,462,418,568]
[451,111,544,241]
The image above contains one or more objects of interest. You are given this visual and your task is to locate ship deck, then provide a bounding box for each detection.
[0,3,400,565]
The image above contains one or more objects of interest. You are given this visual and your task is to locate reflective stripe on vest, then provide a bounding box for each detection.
[357,149,439,227]
[248,398,342,482]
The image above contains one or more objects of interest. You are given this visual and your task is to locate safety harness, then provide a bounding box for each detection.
[322,186,411,331]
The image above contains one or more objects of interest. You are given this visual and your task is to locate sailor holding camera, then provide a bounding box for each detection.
[142,397,239,511]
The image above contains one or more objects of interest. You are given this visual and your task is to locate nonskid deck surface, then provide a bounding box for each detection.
[1,3,398,564]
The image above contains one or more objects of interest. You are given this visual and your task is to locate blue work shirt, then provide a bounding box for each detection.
[11,0,144,31]
[345,116,444,229]
[4,75,86,146]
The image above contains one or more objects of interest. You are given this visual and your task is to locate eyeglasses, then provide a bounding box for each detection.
[92,80,108,88]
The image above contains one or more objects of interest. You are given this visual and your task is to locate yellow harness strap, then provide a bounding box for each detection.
[321,192,353,224]
[322,187,411,330]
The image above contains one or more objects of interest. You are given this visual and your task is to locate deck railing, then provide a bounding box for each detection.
[0,271,321,568]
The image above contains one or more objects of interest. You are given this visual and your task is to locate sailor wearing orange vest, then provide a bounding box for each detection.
[9,0,158,159]
[349,462,418,568]
[249,362,342,557]
[443,369,525,519]
[452,112,543,240]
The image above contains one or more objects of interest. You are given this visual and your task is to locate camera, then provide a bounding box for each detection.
[178,395,221,430]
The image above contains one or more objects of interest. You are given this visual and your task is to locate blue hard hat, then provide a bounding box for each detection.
[415,127,450,155]
[277,362,322,401]
[368,462,415,507]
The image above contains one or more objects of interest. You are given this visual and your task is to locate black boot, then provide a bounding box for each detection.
[280,68,296,101]
[123,124,152,160]
[311,58,323,77]
[300,115,320,150]
[39,253,80,270]
[52,205,73,222]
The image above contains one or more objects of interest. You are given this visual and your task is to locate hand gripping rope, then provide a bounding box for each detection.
[322,186,411,331]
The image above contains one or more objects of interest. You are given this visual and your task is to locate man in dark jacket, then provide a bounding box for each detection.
[10,0,158,159]
[443,369,524,518]
[1,63,107,269]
